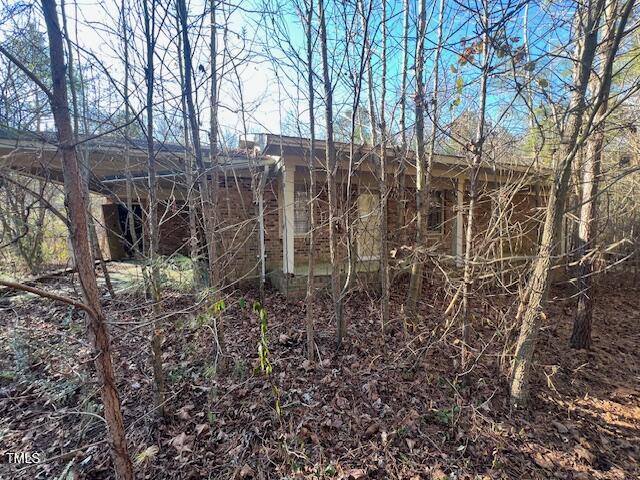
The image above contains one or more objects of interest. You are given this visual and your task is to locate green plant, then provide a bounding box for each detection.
[207,411,216,425]
[434,406,460,426]
[324,464,337,476]
[253,301,281,416]
[231,359,249,380]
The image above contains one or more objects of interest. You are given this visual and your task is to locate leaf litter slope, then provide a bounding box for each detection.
[0,271,638,479]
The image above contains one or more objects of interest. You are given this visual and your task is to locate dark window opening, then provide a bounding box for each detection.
[428,192,444,233]
[117,204,143,257]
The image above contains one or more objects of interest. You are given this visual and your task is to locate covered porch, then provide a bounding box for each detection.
[268,159,471,297]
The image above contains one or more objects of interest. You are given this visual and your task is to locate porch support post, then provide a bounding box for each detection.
[456,178,465,267]
[282,165,295,274]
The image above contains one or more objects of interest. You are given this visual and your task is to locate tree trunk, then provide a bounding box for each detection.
[510,0,612,405]
[176,18,205,291]
[304,0,316,362]
[209,0,221,290]
[61,0,116,299]
[142,0,166,418]
[122,0,140,260]
[397,0,409,247]
[406,0,440,321]
[178,0,227,366]
[379,0,389,333]
[461,1,489,371]
[571,0,622,350]
[318,0,343,346]
[41,0,134,477]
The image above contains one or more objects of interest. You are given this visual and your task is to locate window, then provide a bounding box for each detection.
[427,192,444,233]
[294,189,310,235]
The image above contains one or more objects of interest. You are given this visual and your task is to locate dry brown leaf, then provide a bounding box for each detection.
[195,423,210,436]
[239,464,255,478]
[575,446,595,465]
[533,452,554,470]
[341,468,366,479]
[169,432,193,456]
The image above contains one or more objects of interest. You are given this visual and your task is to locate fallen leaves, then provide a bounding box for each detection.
[168,432,193,457]
[2,274,639,479]
[238,464,255,478]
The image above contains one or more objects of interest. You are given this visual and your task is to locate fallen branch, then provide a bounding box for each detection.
[0,279,97,318]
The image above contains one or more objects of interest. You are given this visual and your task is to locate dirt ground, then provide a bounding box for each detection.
[0,268,638,479]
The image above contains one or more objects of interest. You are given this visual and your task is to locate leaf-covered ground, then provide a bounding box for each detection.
[0,268,638,479]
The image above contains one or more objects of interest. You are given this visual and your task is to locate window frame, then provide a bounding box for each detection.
[427,191,445,235]
[293,187,310,237]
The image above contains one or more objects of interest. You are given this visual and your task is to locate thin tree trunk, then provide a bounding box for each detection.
[510,0,623,405]
[571,0,622,349]
[142,0,166,418]
[406,0,438,321]
[176,12,205,291]
[304,0,316,362]
[461,0,489,371]
[61,0,116,298]
[209,0,221,290]
[122,0,140,259]
[397,0,409,247]
[178,0,227,366]
[40,0,133,476]
[318,0,343,346]
[379,0,389,333]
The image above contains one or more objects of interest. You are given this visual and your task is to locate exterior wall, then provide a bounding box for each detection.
[102,203,126,260]
[102,167,543,293]
[217,176,279,284]
[158,205,190,256]
[387,183,456,256]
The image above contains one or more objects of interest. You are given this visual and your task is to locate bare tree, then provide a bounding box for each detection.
[570,0,625,349]
[142,0,166,417]
[60,0,116,299]
[0,0,136,476]
[303,0,317,362]
[318,0,343,346]
[405,0,433,320]
[397,0,410,246]
[461,0,490,372]
[177,0,228,368]
[378,0,389,332]
[510,0,633,405]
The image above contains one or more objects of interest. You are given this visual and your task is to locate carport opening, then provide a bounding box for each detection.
[117,204,143,257]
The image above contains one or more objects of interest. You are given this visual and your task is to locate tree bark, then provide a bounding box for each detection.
[304,0,316,362]
[318,0,343,346]
[379,0,389,333]
[461,0,489,371]
[178,0,227,366]
[208,0,221,290]
[142,0,166,418]
[121,0,141,260]
[571,0,622,349]
[41,0,134,476]
[397,0,409,246]
[175,13,204,291]
[406,0,440,321]
[510,0,610,406]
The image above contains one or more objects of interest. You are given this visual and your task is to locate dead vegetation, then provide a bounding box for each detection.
[1,271,637,479]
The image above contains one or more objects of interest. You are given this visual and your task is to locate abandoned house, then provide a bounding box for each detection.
[0,129,549,296]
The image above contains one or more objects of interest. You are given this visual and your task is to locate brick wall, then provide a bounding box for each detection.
[102,173,543,283]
